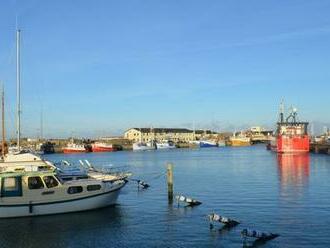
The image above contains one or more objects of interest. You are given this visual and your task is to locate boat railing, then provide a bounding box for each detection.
[0,163,54,173]
[54,159,131,181]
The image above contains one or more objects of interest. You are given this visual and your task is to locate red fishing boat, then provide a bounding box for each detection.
[270,104,309,153]
[91,142,116,152]
[63,143,87,153]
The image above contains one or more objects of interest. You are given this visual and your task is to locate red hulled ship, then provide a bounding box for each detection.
[63,143,87,153]
[270,104,309,153]
[91,142,116,152]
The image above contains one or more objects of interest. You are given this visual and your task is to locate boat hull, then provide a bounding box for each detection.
[156,143,176,149]
[0,182,125,218]
[92,147,115,152]
[132,143,155,151]
[63,149,86,154]
[276,135,310,153]
[199,142,218,148]
[230,140,251,147]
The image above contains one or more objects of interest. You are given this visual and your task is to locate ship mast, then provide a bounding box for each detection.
[1,85,5,158]
[40,107,43,140]
[279,101,284,123]
[16,29,21,150]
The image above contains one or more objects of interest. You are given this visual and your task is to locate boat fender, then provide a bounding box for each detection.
[29,201,33,214]
[138,180,150,189]
[175,195,202,206]
[62,160,70,166]
[208,213,240,226]
[241,228,279,240]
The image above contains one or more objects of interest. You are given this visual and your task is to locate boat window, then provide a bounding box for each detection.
[87,184,101,191]
[67,186,83,194]
[1,177,22,197]
[43,176,59,188]
[28,177,44,189]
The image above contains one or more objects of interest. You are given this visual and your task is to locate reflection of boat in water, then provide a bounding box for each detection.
[277,153,310,193]
[0,204,124,247]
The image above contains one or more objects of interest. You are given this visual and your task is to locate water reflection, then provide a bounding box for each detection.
[0,206,126,248]
[277,153,310,200]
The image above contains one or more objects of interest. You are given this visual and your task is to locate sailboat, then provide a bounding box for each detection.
[0,30,129,218]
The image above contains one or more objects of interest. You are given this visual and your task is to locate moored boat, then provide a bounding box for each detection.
[63,142,87,153]
[91,142,116,152]
[200,140,218,148]
[271,103,309,153]
[132,141,156,151]
[0,166,127,218]
[156,140,176,149]
[229,133,251,146]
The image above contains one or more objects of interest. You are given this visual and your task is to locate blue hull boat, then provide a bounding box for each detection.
[200,141,218,148]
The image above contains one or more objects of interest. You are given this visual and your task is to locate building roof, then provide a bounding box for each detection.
[127,128,219,134]
[129,128,193,133]
[194,130,218,134]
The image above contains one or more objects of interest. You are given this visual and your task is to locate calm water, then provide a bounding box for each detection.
[1,145,330,247]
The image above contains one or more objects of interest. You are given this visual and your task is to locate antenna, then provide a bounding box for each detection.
[40,105,43,140]
[279,100,284,123]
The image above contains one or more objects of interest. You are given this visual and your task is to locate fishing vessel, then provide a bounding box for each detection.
[132,127,156,151]
[0,30,129,218]
[132,141,156,151]
[229,133,251,146]
[156,140,176,149]
[270,103,309,153]
[63,142,87,153]
[91,142,116,152]
[199,140,218,148]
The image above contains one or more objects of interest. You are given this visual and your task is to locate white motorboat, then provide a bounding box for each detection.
[0,167,126,218]
[156,140,176,149]
[132,142,156,151]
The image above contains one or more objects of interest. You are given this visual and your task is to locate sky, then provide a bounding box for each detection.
[0,0,330,138]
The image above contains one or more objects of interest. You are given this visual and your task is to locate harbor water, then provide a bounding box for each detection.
[1,145,330,247]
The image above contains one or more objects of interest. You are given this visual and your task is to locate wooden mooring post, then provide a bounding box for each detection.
[167,163,173,204]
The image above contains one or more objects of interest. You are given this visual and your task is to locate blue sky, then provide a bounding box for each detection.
[0,0,330,138]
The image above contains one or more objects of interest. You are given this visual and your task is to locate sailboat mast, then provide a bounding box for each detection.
[1,85,5,158]
[16,29,21,149]
[40,107,43,140]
